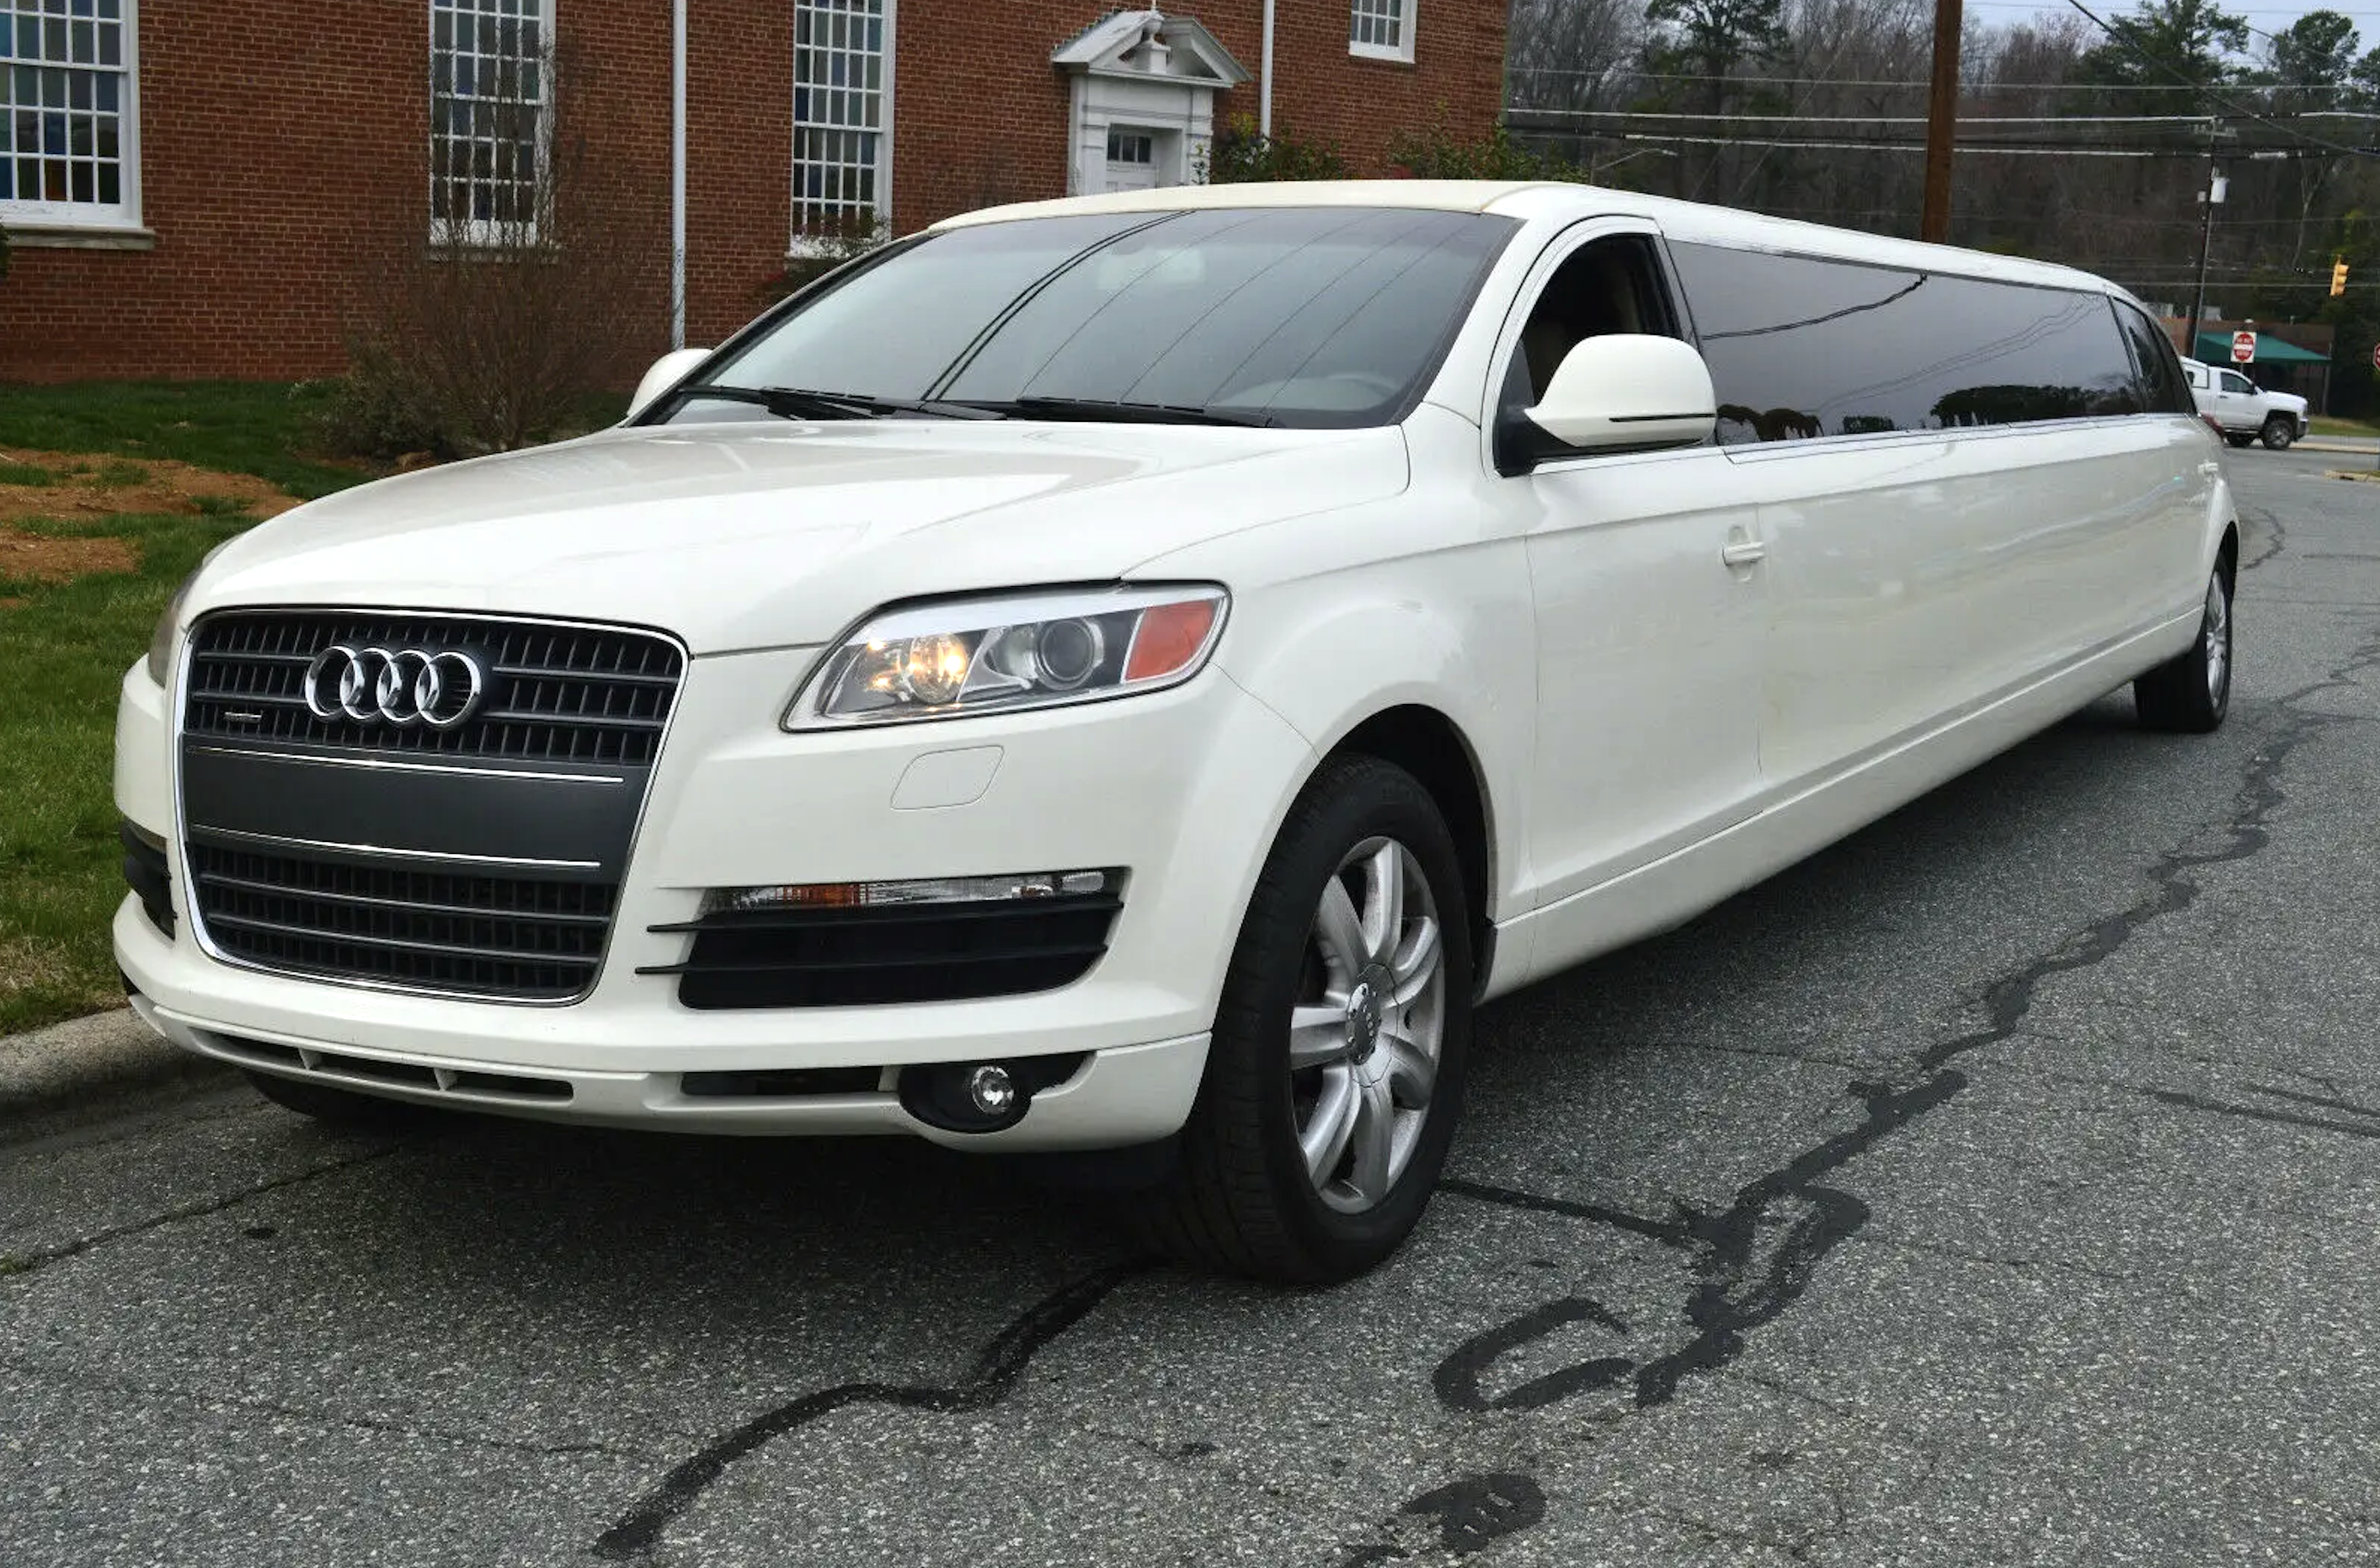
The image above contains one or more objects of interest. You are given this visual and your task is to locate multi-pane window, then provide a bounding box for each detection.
[1349,0,1413,61]
[793,0,890,238]
[1106,129,1153,165]
[430,0,547,241]
[1,0,136,226]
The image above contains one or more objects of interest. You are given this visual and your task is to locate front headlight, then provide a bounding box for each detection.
[144,568,201,688]
[786,584,1228,729]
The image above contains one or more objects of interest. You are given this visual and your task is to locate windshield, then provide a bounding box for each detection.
[662,206,1515,429]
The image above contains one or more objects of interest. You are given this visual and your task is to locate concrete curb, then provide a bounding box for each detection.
[0,1007,229,1119]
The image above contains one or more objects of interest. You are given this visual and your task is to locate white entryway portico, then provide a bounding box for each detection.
[1053,10,1251,196]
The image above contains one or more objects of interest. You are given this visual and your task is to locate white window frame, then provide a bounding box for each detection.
[789,0,894,254]
[1348,0,1416,64]
[0,0,142,234]
[428,0,552,247]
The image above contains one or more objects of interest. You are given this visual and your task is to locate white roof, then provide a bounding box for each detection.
[926,179,2114,295]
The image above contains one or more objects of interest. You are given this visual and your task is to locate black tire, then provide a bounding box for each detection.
[1137,756,1473,1285]
[2135,559,2233,733]
[2225,432,2255,448]
[2260,416,2296,451]
[244,1069,424,1128]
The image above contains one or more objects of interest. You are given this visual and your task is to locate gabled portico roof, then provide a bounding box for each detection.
[1051,9,1251,86]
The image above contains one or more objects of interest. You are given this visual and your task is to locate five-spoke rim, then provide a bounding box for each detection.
[1288,836,1445,1215]
[2205,573,2230,701]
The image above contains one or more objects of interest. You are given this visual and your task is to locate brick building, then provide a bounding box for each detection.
[0,1,1508,383]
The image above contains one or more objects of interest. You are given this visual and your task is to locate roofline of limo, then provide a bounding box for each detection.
[929,179,2132,312]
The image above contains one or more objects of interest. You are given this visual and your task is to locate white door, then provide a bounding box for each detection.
[2216,367,2259,431]
[1502,225,1770,904]
[1103,127,1161,192]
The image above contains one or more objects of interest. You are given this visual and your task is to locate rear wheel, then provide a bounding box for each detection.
[2135,562,2233,733]
[2260,415,2296,451]
[2225,432,2255,448]
[1137,756,1471,1285]
[245,1069,424,1128]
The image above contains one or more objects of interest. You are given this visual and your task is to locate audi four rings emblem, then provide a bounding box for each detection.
[302,644,488,730]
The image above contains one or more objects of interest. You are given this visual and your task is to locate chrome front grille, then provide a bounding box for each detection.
[185,611,683,765]
[179,610,682,1003]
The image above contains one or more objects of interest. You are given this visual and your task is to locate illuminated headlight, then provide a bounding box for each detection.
[787,584,1227,729]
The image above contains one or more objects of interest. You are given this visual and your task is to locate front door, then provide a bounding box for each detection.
[1104,127,1161,192]
[1504,225,1771,906]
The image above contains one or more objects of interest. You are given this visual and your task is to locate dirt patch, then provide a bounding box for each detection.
[0,531,140,585]
[0,448,301,530]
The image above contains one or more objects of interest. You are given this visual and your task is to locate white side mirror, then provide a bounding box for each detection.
[627,347,713,419]
[1524,334,1716,454]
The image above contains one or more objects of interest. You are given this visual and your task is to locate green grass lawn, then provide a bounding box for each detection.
[0,384,373,1034]
[0,381,364,499]
[2308,415,2380,439]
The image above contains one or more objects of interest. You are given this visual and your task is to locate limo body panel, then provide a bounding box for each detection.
[114,179,2239,1282]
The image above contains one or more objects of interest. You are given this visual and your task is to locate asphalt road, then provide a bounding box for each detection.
[8,448,2380,1568]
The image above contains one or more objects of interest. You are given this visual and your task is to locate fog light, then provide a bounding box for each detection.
[968,1064,1017,1116]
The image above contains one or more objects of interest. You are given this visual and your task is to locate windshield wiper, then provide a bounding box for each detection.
[955,396,1278,428]
[676,385,1003,421]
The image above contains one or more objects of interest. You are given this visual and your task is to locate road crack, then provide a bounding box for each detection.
[590,1259,1155,1560]
[0,1143,404,1279]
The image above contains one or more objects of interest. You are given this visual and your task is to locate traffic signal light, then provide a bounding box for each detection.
[2332,257,2350,296]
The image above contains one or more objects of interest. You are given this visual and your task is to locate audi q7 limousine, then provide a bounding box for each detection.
[115,181,2237,1283]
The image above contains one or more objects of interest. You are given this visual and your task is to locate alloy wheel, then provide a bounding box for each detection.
[1288,836,1446,1214]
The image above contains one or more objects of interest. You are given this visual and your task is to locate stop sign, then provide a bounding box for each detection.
[2232,330,2257,364]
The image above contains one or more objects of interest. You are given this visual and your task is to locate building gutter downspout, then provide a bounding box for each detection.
[670,0,688,350]
[1260,0,1274,136]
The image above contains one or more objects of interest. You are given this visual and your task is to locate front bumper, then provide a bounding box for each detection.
[115,641,1317,1147]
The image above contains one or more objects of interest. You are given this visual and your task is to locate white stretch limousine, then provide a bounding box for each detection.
[116,182,2234,1283]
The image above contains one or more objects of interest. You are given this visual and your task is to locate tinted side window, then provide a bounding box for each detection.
[2113,301,2195,416]
[1669,243,2143,445]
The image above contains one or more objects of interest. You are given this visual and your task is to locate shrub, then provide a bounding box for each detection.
[1387,115,1586,182]
[1199,115,1350,184]
[323,52,652,461]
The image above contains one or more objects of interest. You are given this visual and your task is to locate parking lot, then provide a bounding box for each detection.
[6,448,2377,1568]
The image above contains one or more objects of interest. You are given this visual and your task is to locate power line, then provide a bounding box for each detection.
[1508,68,2379,94]
[2059,0,2380,157]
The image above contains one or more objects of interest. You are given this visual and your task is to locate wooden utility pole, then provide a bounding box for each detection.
[1921,0,1961,243]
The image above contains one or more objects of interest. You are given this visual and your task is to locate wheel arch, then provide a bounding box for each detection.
[1316,703,1498,998]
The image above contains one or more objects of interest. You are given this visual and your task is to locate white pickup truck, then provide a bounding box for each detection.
[2181,357,2309,450]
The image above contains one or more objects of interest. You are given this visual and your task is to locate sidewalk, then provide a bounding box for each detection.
[2296,436,2380,456]
[0,1007,224,1117]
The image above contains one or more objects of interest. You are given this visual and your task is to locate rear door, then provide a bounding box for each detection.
[1665,242,2170,796]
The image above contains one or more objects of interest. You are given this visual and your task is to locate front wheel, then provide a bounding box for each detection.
[2135,563,2233,733]
[1137,756,1472,1285]
[2260,416,2297,451]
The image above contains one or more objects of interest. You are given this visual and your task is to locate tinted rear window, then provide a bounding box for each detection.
[1669,243,2144,444]
[691,207,1515,429]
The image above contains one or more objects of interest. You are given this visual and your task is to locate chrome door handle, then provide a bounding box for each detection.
[1721,537,1768,568]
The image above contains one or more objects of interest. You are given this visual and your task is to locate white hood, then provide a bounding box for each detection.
[191,420,1411,653]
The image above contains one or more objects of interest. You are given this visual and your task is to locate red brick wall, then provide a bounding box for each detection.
[1,0,1507,382]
